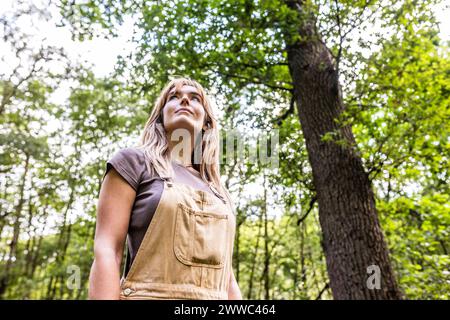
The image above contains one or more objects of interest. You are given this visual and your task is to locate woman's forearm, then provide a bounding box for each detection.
[88,251,122,300]
[228,270,243,300]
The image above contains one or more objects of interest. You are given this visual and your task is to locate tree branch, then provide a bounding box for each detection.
[315,282,330,300]
[274,93,296,126]
[297,196,317,225]
[217,70,293,92]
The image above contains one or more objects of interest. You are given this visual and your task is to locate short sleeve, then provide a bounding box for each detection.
[103,147,145,191]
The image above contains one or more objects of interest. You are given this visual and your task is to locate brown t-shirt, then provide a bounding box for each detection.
[103,147,218,276]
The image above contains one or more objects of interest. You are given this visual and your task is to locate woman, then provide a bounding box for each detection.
[88,77,242,300]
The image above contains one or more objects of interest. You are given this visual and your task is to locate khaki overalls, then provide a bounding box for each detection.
[119,177,236,300]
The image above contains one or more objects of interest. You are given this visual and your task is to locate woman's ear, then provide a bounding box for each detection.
[202,120,210,131]
[157,110,164,124]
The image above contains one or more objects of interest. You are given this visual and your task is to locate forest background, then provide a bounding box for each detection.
[0,0,449,299]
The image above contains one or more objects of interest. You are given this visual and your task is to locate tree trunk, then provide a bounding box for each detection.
[24,185,36,279]
[0,153,30,297]
[297,219,306,298]
[284,0,402,299]
[247,207,262,299]
[0,178,11,238]
[235,210,240,282]
[46,276,55,299]
[29,203,49,281]
[262,173,270,299]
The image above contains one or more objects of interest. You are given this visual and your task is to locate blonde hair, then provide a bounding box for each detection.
[138,77,224,196]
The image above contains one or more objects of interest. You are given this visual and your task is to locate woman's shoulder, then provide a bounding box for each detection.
[113,146,144,160]
[105,146,147,191]
[109,146,145,165]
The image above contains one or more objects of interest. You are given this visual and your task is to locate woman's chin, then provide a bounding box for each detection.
[165,120,201,134]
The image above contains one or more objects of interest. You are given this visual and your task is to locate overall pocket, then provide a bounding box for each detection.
[174,203,228,268]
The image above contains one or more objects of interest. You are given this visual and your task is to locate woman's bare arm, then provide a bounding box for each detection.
[228,268,243,300]
[88,168,136,300]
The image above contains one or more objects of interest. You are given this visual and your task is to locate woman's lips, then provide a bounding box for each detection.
[175,108,193,115]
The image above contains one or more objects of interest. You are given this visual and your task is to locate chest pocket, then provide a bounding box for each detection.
[174,203,228,268]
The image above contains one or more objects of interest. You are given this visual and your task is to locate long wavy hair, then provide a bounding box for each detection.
[137,77,225,197]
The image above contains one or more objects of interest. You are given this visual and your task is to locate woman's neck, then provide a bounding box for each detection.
[167,128,203,167]
[168,140,193,167]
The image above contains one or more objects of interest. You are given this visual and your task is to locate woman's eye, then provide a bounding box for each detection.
[192,96,200,101]
[169,95,177,100]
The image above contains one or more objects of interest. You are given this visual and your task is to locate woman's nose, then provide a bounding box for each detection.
[180,95,189,104]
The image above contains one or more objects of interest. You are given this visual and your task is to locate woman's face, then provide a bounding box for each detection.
[162,85,206,135]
